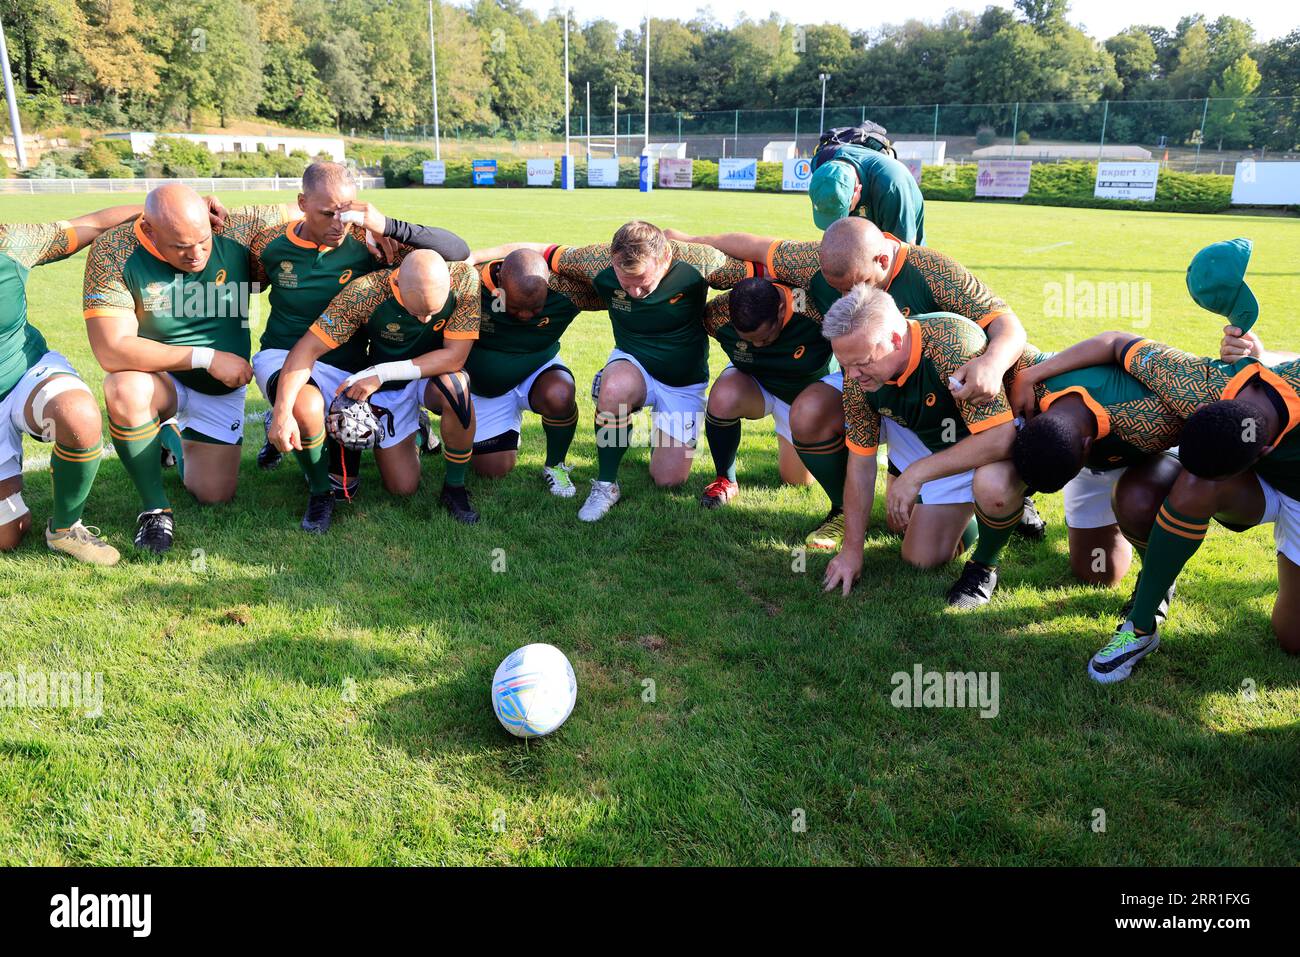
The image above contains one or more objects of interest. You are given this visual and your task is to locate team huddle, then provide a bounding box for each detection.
[1,140,1296,685]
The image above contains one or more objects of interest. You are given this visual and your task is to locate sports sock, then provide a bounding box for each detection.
[161,420,184,480]
[542,407,578,468]
[794,435,847,509]
[49,440,103,531]
[960,515,979,552]
[294,430,331,495]
[971,501,1025,568]
[109,416,170,512]
[705,413,741,482]
[594,409,632,484]
[443,444,472,487]
[1128,500,1208,632]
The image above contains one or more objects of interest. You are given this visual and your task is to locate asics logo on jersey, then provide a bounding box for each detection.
[925,393,936,407]
[793,345,805,359]
[669,293,684,304]
[339,269,352,284]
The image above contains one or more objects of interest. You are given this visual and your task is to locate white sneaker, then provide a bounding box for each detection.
[542,463,576,497]
[46,521,121,566]
[578,480,620,522]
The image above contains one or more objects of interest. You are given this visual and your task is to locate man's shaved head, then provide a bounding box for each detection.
[819,217,892,292]
[298,161,358,246]
[397,249,452,321]
[498,248,550,320]
[142,183,213,273]
[302,161,356,196]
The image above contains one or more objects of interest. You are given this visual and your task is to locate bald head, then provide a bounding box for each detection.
[498,249,550,319]
[298,161,358,246]
[818,218,894,293]
[397,249,451,320]
[142,183,213,273]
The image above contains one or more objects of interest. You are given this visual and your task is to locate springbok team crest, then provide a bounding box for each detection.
[278,259,298,288]
[142,281,171,312]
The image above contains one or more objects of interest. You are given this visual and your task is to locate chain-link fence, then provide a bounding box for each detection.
[364,96,1300,174]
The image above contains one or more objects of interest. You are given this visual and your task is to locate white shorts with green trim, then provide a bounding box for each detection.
[721,365,843,444]
[371,378,433,450]
[882,418,974,506]
[0,351,79,481]
[473,357,568,444]
[1256,474,1300,567]
[251,348,352,406]
[1062,467,1123,529]
[169,375,246,443]
[605,348,705,446]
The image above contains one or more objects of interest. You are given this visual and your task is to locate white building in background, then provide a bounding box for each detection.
[105,132,346,162]
[763,141,798,162]
[972,144,1152,162]
[894,140,947,165]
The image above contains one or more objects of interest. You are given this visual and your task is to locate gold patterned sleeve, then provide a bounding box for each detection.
[1118,338,1233,418]
[82,222,138,320]
[763,239,821,289]
[0,220,79,269]
[843,374,881,455]
[702,292,732,337]
[668,241,754,289]
[310,271,389,347]
[908,246,1011,329]
[549,272,604,311]
[443,262,480,340]
[926,316,1013,434]
[548,243,612,284]
[217,204,293,250]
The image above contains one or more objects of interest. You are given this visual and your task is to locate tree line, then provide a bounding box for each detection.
[4,0,1299,149]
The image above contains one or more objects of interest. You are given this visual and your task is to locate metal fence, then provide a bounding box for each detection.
[0,176,386,194]
[369,96,1300,173]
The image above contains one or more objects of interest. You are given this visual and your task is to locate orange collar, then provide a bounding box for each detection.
[881,232,908,290]
[776,284,795,327]
[1223,364,1300,447]
[1041,385,1111,440]
[479,260,501,295]
[133,218,168,264]
[389,270,408,311]
[886,319,923,387]
[287,219,338,253]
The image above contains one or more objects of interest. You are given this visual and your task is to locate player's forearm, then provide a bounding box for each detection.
[1019,332,1134,385]
[276,339,330,412]
[413,342,473,378]
[905,423,1016,485]
[842,454,877,551]
[384,220,470,261]
[465,242,547,264]
[980,313,1027,377]
[689,232,777,263]
[90,335,200,375]
[68,205,142,246]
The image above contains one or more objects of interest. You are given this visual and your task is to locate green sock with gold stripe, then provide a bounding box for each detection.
[109,416,170,512]
[794,435,847,509]
[971,501,1025,568]
[443,444,472,487]
[1128,500,1208,632]
[49,440,103,530]
[294,430,331,495]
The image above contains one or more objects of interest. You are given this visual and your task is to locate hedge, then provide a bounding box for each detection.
[375,149,1246,215]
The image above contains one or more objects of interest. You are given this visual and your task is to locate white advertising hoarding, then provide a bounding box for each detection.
[1094,162,1159,201]
[421,161,446,185]
[1231,161,1300,205]
[587,159,620,187]
[526,159,555,186]
[976,160,1032,198]
[719,158,758,191]
[782,157,812,191]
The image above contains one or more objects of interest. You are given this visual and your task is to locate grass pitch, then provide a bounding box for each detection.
[0,188,1296,865]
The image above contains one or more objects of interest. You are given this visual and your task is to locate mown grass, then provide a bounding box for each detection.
[0,188,1296,865]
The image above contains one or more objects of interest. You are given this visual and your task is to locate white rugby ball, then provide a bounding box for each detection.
[491,643,577,738]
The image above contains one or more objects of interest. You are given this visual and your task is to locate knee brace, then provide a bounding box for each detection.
[26,374,93,439]
[1,491,29,523]
[473,429,520,455]
[432,371,473,430]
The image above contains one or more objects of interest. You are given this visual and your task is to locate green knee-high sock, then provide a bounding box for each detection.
[971,501,1025,568]
[705,413,742,482]
[594,409,632,484]
[443,444,472,487]
[794,436,847,509]
[960,515,979,552]
[294,430,331,495]
[160,419,184,481]
[109,416,170,512]
[49,440,103,531]
[1128,500,1208,632]
[542,407,578,467]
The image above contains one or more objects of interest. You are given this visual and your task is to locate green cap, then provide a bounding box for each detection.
[1186,238,1260,333]
[809,162,858,230]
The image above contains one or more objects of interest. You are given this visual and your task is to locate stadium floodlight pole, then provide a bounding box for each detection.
[613,85,619,157]
[819,74,830,134]
[0,16,26,170]
[586,81,591,160]
[427,1,441,160]
[564,11,570,160]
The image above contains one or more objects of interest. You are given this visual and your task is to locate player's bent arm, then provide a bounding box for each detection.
[952,312,1026,403]
[464,242,550,264]
[271,333,334,449]
[67,205,144,249]
[382,219,470,262]
[412,338,474,379]
[1016,332,1136,392]
[824,453,876,596]
[86,312,213,376]
[669,231,780,264]
[888,422,1015,529]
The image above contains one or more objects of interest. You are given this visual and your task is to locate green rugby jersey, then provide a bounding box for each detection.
[545,240,752,387]
[1119,337,1300,499]
[311,262,479,363]
[249,220,378,372]
[702,283,837,405]
[764,238,1011,329]
[83,205,289,395]
[465,258,602,397]
[0,220,79,401]
[1023,351,1183,471]
[844,312,1013,457]
[813,144,925,245]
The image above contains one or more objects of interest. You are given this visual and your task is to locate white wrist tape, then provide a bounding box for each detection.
[373,360,420,384]
[339,210,365,226]
[191,347,215,370]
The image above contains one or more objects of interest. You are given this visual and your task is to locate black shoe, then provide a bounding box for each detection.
[416,408,441,456]
[1015,495,1046,541]
[134,508,174,554]
[257,411,282,470]
[1119,575,1176,628]
[439,483,479,524]
[300,492,334,534]
[946,560,998,610]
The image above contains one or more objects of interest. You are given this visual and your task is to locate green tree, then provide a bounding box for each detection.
[1106,28,1158,97]
[1205,53,1261,149]
[309,28,372,128]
